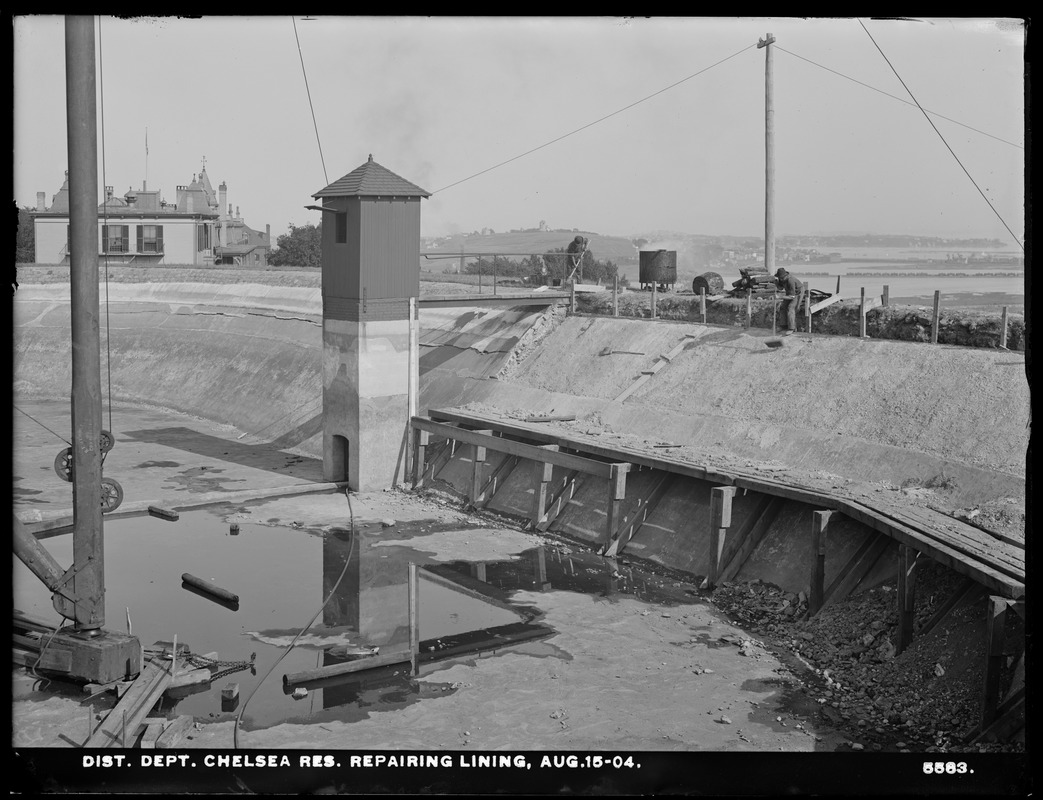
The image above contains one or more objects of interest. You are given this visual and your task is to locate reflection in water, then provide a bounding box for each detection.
[14,511,697,733]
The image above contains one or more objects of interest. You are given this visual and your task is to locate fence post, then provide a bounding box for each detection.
[882,284,889,306]
[651,280,657,320]
[700,287,706,323]
[859,287,867,339]
[931,290,941,344]
[745,290,752,329]
[1000,305,1008,349]
[569,282,576,315]
[613,274,618,317]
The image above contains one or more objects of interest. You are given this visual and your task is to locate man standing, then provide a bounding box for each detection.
[775,268,805,335]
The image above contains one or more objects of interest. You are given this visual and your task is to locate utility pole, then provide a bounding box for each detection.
[66,14,106,632]
[758,32,776,276]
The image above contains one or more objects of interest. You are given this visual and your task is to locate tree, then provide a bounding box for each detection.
[267,222,321,267]
[16,206,35,264]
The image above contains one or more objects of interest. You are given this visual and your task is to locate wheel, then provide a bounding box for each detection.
[99,430,115,453]
[54,447,74,482]
[100,478,124,513]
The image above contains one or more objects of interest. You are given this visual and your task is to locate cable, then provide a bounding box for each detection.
[775,45,1023,151]
[14,405,72,446]
[857,19,1024,252]
[292,16,328,186]
[233,488,356,748]
[431,43,758,195]
[96,16,114,434]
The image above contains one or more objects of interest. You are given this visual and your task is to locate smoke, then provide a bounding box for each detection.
[643,239,697,275]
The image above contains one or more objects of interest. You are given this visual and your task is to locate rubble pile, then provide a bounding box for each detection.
[712,561,1023,753]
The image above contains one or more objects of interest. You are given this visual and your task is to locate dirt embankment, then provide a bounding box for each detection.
[577,292,1026,351]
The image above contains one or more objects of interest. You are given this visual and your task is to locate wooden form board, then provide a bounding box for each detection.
[613,334,697,403]
[412,418,630,480]
[85,657,172,747]
[425,408,1023,600]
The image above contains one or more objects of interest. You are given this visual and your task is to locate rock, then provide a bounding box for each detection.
[933,663,945,677]
[380,518,396,528]
[851,743,864,751]
[717,716,732,725]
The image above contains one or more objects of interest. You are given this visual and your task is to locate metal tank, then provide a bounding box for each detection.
[638,250,677,289]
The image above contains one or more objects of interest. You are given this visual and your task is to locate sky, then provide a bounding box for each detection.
[12,15,1026,246]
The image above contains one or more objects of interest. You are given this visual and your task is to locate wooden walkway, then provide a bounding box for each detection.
[418,408,1024,600]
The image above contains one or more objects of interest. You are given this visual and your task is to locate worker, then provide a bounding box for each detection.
[566,236,588,280]
[775,268,805,335]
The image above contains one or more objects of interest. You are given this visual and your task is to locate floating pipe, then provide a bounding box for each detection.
[282,651,411,687]
[148,506,179,521]
[181,573,239,605]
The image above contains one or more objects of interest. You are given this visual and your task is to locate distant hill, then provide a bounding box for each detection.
[421,229,638,268]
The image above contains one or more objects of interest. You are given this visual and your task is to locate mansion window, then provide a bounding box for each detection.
[136,224,164,253]
[102,224,130,254]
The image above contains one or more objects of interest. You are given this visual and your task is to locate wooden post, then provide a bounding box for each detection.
[569,282,576,315]
[708,486,737,589]
[809,510,832,616]
[405,297,418,478]
[492,255,497,296]
[999,306,1008,349]
[469,437,489,508]
[411,428,429,488]
[759,32,776,275]
[700,287,707,323]
[805,294,811,333]
[531,453,556,529]
[613,274,619,317]
[408,563,419,674]
[931,290,941,344]
[981,595,1007,728]
[859,287,867,339]
[604,465,628,551]
[882,284,889,306]
[745,290,752,329]
[896,545,917,654]
[651,279,657,320]
[835,274,841,295]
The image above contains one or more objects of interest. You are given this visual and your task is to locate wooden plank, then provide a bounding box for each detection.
[168,667,211,690]
[916,578,980,639]
[536,471,583,532]
[719,496,784,584]
[809,293,844,314]
[707,486,737,589]
[809,510,834,616]
[408,563,419,674]
[981,595,1007,729]
[602,466,629,551]
[155,715,194,749]
[530,446,558,529]
[613,373,652,403]
[603,473,676,557]
[85,658,172,747]
[839,503,1023,599]
[896,545,918,654]
[138,721,164,749]
[475,455,520,510]
[411,428,429,488]
[423,407,1024,597]
[821,532,891,611]
[411,417,629,480]
[467,432,492,509]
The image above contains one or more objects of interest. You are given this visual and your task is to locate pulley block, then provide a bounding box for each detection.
[100,478,124,513]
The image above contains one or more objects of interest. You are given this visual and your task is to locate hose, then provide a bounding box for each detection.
[233,488,355,748]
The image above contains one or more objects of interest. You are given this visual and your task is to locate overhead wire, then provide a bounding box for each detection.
[857,18,1024,252]
[430,42,759,195]
[14,405,72,446]
[292,16,328,186]
[233,489,357,749]
[775,45,1023,151]
[96,16,115,434]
